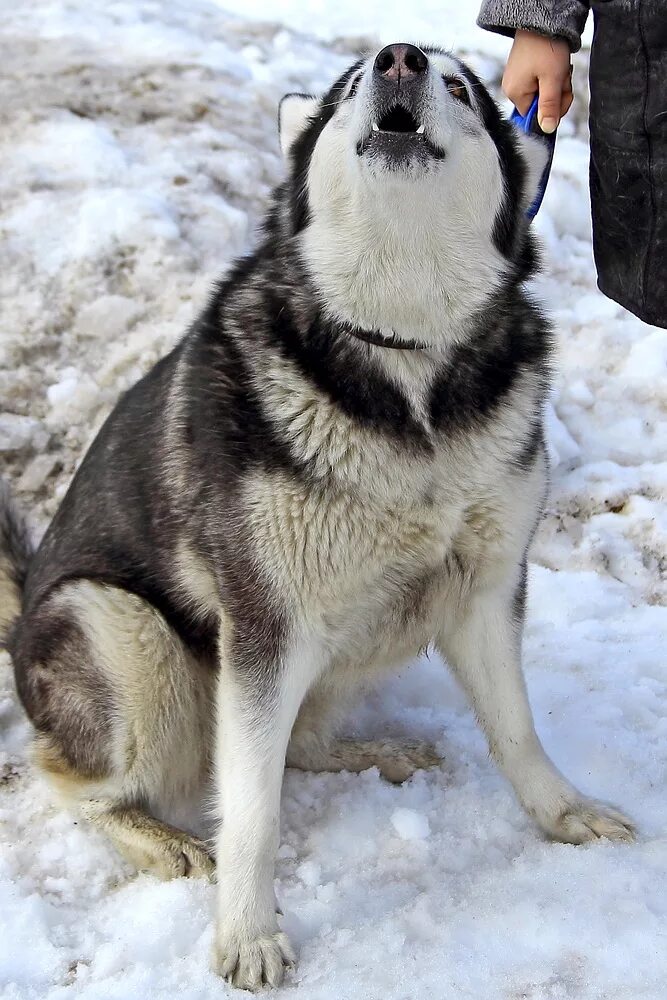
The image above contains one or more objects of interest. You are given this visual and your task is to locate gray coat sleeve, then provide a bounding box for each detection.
[476,1,590,52]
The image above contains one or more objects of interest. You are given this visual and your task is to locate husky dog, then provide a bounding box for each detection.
[2,44,634,990]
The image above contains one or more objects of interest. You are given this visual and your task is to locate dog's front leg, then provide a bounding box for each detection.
[437,569,635,845]
[212,628,317,990]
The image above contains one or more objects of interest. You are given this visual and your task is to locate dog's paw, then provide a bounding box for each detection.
[176,835,217,880]
[140,833,216,881]
[212,928,295,991]
[540,797,636,845]
[371,738,442,784]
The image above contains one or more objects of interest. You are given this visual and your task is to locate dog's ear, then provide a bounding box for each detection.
[279,93,319,157]
[513,130,551,213]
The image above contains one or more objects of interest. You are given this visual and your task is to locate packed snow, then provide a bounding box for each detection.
[1,1,665,998]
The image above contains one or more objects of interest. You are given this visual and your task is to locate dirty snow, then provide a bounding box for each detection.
[1,1,665,999]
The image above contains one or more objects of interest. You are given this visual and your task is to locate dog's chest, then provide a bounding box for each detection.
[242,451,509,637]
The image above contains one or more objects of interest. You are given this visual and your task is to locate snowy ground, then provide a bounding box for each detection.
[1,1,666,998]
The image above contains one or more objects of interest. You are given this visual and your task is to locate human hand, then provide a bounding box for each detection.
[502,29,573,133]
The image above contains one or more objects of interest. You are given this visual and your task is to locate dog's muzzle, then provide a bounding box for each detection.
[357,44,445,162]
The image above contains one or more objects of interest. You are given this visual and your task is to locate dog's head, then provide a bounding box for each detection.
[278,45,548,342]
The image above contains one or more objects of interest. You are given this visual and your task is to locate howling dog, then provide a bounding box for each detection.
[1,44,634,991]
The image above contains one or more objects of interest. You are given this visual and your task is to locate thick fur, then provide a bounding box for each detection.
[1,45,634,992]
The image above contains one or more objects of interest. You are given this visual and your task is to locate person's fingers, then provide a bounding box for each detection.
[502,70,537,115]
[503,32,574,127]
[560,89,574,118]
[514,90,536,116]
[559,67,574,118]
[537,77,564,133]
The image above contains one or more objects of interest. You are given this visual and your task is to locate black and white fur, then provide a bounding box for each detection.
[2,45,634,991]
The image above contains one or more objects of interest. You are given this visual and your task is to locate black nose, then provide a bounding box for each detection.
[373,43,429,83]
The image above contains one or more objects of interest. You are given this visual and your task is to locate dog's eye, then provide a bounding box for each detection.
[443,76,470,105]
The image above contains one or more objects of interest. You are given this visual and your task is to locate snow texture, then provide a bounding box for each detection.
[1,2,665,998]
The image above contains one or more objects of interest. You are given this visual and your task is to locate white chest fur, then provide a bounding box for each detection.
[245,338,546,657]
[242,440,544,658]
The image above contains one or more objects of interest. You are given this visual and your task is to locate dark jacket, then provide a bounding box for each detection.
[478,1,666,329]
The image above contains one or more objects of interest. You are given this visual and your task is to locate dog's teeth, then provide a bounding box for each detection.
[416,125,425,134]
[371,122,379,132]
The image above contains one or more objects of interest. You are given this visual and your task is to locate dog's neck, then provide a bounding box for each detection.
[298,178,509,350]
[342,326,429,351]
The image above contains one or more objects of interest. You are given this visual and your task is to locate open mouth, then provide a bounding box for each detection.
[372,104,425,136]
[357,98,445,162]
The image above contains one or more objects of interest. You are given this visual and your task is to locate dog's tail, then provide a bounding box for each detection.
[0,479,33,643]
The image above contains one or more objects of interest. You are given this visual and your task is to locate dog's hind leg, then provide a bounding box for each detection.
[288,735,441,783]
[286,686,442,783]
[79,800,214,880]
[16,579,216,879]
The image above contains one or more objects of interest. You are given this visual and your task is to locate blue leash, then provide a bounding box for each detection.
[510,95,557,222]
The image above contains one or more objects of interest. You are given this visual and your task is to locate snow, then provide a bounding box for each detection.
[0,414,49,454]
[390,808,431,841]
[214,0,513,54]
[1,1,665,999]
